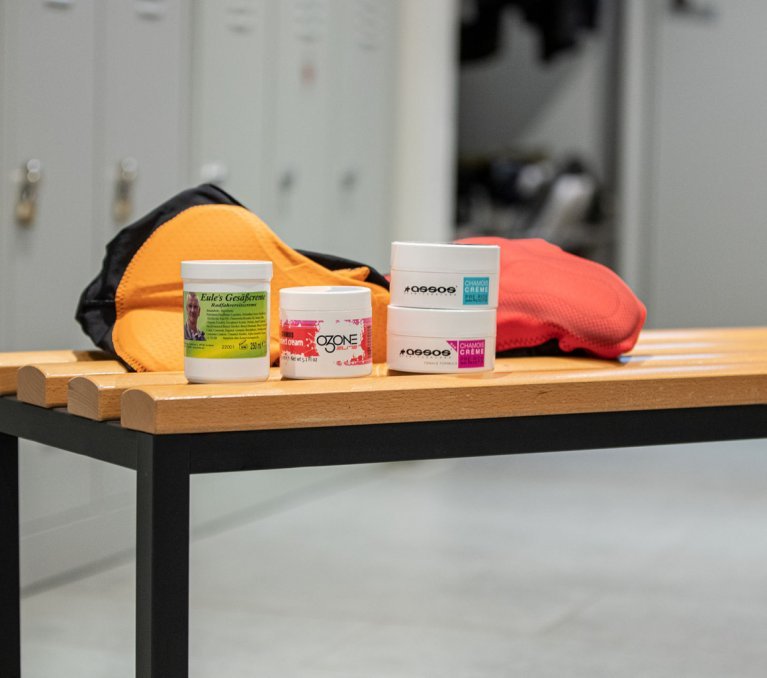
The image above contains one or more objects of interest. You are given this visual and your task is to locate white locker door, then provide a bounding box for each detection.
[325,0,396,272]
[265,0,332,250]
[187,0,381,536]
[0,1,7,347]
[191,0,271,212]
[83,0,193,566]
[1,0,98,351]
[97,0,190,244]
[645,0,767,327]
[0,0,108,589]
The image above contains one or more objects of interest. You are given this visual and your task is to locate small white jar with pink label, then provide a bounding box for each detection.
[387,306,496,373]
[279,286,373,379]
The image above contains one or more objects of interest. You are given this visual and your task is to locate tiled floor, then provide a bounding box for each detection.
[21,438,767,677]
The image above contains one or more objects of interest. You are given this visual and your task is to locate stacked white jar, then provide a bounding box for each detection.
[387,242,500,373]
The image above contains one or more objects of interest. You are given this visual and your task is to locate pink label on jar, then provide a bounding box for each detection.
[447,339,486,369]
[280,317,372,366]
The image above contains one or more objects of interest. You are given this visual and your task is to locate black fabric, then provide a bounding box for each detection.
[460,0,506,62]
[516,0,598,62]
[496,338,590,358]
[460,0,599,63]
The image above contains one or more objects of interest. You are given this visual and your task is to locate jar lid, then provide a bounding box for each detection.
[280,286,372,311]
[181,260,273,280]
[387,305,496,338]
[390,241,500,273]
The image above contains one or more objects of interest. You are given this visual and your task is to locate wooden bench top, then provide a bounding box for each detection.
[2,327,765,436]
[0,350,109,396]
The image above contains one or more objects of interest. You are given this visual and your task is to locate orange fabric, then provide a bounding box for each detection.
[113,205,390,372]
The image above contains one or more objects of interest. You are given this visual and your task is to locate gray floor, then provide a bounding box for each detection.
[21,438,767,677]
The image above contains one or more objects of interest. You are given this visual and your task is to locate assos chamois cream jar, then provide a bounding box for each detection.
[280,286,373,379]
[387,306,496,373]
[389,241,500,309]
[181,260,273,383]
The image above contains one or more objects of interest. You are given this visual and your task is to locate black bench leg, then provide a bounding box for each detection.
[0,433,20,677]
[136,436,190,678]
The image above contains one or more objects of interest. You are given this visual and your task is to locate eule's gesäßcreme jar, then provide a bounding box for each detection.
[181,260,272,383]
[279,286,373,379]
[386,306,496,373]
[389,241,500,310]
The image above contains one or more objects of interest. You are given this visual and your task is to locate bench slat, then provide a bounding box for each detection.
[0,350,109,395]
[64,348,767,422]
[67,365,397,421]
[631,326,767,354]
[68,372,187,421]
[17,361,128,409]
[121,356,767,435]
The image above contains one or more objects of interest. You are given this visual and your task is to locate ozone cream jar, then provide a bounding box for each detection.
[387,306,496,373]
[279,286,373,379]
[181,260,273,383]
[389,241,500,309]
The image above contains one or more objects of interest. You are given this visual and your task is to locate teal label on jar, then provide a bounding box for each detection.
[463,276,490,305]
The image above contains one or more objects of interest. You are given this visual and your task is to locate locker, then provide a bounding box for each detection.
[1,0,98,351]
[0,0,194,587]
[191,0,272,212]
[265,0,333,251]
[1,0,408,588]
[88,0,193,557]
[620,1,767,327]
[189,0,365,542]
[0,0,102,587]
[96,0,191,244]
[0,1,7,347]
[325,0,397,272]
[646,0,767,326]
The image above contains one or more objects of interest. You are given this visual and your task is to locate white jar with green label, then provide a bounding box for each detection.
[181,260,273,383]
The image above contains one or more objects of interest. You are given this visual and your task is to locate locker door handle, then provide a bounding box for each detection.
[15,159,43,227]
[113,157,139,225]
[279,170,296,193]
[670,0,717,20]
[341,169,358,191]
[135,0,167,20]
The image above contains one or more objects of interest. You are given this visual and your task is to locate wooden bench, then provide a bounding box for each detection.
[1,327,766,677]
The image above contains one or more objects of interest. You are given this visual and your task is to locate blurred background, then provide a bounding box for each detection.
[2,1,767,675]
[3,0,766,351]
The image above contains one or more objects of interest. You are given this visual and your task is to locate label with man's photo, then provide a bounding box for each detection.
[184,290,268,359]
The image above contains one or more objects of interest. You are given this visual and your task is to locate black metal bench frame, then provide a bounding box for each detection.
[2,395,766,677]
